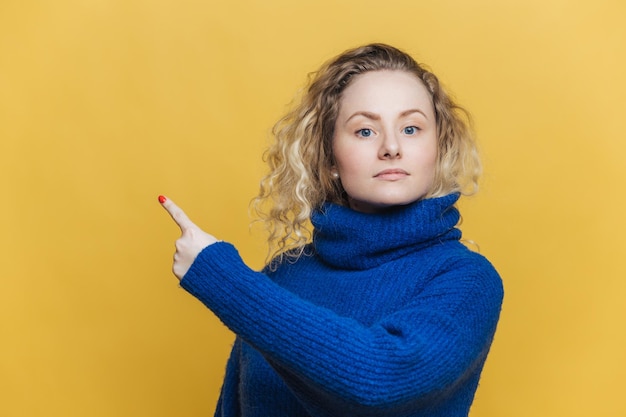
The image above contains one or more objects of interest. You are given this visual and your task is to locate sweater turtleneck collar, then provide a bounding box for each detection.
[311,193,462,270]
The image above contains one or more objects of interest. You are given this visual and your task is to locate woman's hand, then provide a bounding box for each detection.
[159,195,219,280]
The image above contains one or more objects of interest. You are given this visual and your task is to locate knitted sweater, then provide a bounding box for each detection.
[180,194,503,417]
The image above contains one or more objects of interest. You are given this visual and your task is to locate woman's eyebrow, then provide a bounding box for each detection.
[400,109,429,120]
[345,111,380,124]
[345,109,429,125]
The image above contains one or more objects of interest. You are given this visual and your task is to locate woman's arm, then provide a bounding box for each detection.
[181,242,503,414]
[159,196,503,414]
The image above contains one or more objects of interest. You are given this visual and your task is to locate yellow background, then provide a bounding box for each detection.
[1,0,625,416]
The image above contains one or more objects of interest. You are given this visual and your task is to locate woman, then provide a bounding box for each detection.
[159,43,503,417]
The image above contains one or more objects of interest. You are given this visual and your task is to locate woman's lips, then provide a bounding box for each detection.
[374,169,409,180]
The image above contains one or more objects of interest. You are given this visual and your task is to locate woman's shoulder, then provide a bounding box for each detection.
[422,240,498,271]
[418,241,503,295]
[262,243,317,275]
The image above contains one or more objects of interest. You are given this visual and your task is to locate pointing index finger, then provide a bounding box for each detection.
[158,195,196,232]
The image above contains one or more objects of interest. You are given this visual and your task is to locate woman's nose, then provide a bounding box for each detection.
[378,131,401,159]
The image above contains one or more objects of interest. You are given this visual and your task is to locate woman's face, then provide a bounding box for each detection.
[332,70,438,213]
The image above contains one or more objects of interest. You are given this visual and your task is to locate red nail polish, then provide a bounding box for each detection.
[158,195,166,204]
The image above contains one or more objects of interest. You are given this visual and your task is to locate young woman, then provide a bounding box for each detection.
[159,43,503,417]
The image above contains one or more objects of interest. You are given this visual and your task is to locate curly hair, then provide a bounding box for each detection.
[253,43,481,265]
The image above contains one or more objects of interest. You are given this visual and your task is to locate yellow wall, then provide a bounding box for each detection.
[1,1,625,416]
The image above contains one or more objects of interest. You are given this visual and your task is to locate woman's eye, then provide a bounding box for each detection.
[403,126,419,135]
[356,128,373,138]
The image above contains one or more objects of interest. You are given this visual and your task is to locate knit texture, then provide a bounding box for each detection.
[180,194,503,417]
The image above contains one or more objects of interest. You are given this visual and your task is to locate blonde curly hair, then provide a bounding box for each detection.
[253,43,481,265]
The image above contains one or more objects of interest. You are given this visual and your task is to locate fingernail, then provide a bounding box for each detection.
[158,195,167,204]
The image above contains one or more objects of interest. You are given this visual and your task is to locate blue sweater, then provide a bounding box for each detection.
[180,194,503,417]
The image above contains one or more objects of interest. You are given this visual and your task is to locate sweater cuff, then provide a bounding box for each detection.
[179,241,247,298]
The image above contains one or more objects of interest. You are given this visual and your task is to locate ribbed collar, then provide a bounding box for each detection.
[311,194,462,270]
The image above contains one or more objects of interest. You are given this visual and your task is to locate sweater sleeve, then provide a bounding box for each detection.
[180,242,503,414]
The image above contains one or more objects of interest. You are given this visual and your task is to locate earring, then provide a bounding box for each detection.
[331,172,339,179]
